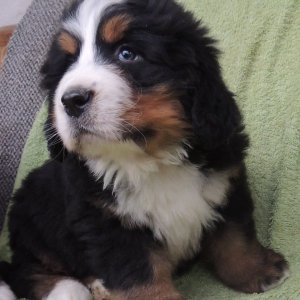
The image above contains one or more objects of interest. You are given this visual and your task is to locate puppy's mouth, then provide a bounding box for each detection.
[73,121,154,146]
[71,122,121,143]
[76,126,106,139]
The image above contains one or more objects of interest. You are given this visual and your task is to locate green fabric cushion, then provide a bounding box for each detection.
[1,0,299,298]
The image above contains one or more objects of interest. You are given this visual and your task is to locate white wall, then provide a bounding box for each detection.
[0,0,33,27]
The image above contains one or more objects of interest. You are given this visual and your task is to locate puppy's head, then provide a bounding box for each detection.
[42,0,241,162]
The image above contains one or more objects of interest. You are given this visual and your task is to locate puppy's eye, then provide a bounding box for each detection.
[118,47,141,62]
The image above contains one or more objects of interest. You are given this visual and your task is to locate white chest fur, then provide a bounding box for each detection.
[116,164,223,262]
[86,143,230,263]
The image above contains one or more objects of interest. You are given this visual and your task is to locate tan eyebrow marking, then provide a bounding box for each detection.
[101,14,131,43]
[58,31,78,55]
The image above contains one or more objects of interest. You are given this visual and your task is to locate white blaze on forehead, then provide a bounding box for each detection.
[63,0,124,64]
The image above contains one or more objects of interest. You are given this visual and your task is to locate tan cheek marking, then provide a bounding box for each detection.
[58,31,78,55]
[101,14,131,43]
[123,85,190,154]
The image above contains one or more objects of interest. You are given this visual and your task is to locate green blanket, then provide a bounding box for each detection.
[1,0,299,298]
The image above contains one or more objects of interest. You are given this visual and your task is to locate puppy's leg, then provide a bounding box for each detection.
[67,203,184,300]
[202,168,289,293]
[27,261,182,300]
[83,252,184,300]
[110,252,185,300]
[204,221,289,293]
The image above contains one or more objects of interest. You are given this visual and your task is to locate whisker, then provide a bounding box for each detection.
[122,120,148,146]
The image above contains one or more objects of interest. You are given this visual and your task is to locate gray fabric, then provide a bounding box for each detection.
[0,0,70,230]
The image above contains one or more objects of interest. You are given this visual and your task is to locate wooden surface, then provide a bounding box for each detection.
[0,25,16,66]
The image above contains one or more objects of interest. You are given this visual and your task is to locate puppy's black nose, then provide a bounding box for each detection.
[61,90,93,117]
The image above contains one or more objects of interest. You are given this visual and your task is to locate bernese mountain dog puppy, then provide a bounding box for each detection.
[0,0,289,299]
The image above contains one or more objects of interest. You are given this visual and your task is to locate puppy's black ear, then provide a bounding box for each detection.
[191,73,242,150]
[40,33,73,92]
[183,32,242,150]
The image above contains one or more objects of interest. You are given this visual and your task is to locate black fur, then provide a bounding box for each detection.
[41,0,249,161]
[2,0,261,298]
[7,157,157,298]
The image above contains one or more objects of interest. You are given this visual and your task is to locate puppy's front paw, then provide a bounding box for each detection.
[240,248,289,293]
[259,249,289,292]
[44,279,92,300]
[0,282,16,300]
[88,279,111,300]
